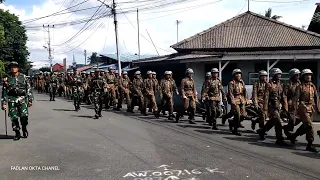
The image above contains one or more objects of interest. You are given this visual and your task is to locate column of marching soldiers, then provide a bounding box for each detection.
[6,63,320,153]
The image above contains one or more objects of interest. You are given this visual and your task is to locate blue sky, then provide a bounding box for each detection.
[1,0,319,68]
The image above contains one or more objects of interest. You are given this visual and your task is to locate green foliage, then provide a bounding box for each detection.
[0,9,29,72]
[265,8,282,20]
[39,67,51,72]
[0,60,5,76]
[0,25,5,47]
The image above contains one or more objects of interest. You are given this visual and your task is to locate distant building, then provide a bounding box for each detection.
[52,63,64,72]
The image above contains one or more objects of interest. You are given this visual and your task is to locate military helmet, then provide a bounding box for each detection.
[301,69,313,76]
[115,70,119,74]
[232,69,242,76]
[211,68,219,73]
[86,72,90,74]
[259,70,268,76]
[135,71,141,75]
[109,66,114,70]
[270,68,282,77]
[168,71,173,75]
[147,70,152,75]
[185,68,194,74]
[122,71,128,75]
[164,71,170,75]
[206,72,211,77]
[152,71,156,75]
[94,68,100,72]
[288,68,300,77]
[9,61,19,67]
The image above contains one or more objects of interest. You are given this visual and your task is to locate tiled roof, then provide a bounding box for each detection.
[100,54,157,62]
[171,11,320,50]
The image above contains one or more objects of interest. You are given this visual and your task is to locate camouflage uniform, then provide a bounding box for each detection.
[258,68,286,144]
[251,70,268,130]
[118,71,132,111]
[228,69,248,135]
[90,69,105,119]
[105,68,117,109]
[131,71,144,113]
[158,71,178,120]
[149,72,159,113]
[143,71,158,116]
[1,62,34,140]
[282,68,301,137]
[202,68,226,129]
[114,70,120,105]
[176,68,197,124]
[37,73,45,93]
[71,70,83,111]
[49,73,58,101]
[290,69,319,152]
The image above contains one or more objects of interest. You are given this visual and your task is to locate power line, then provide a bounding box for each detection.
[102,19,111,52]
[46,0,68,24]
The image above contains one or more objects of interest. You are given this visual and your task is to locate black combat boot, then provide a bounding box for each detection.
[21,118,29,138]
[251,120,257,130]
[154,111,160,118]
[275,137,288,146]
[212,119,219,130]
[168,114,174,121]
[148,108,152,113]
[257,128,266,140]
[14,130,21,141]
[306,142,318,153]
[232,127,241,136]
[175,112,180,123]
[94,114,99,119]
[222,115,227,125]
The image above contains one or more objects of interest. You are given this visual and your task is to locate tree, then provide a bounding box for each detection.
[39,67,51,72]
[0,9,29,71]
[0,60,5,77]
[265,8,282,20]
[0,25,4,47]
[88,52,98,64]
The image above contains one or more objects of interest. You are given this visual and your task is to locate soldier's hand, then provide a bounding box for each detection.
[1,104,7,110]
[182,95,187,99]
[28,102,32,107]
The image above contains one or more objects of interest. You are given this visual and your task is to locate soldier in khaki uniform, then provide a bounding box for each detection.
[148,72,159,113]
[117,71,132,112]
[143,71,159,117]
[105,67,117,109]
[282,68,301,138]
[289,69,319,152]
[202,68,226,130]
[258,68,286,145]
[228,69,248,135]
[157,71,179,120]
[201,72,212,124]
[251,70,268,130]
[176,68,197,124]
[37,72,45,93]
[114,70,120,107]
[130,71,144,113]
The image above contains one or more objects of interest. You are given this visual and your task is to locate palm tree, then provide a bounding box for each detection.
[265,8,282,20]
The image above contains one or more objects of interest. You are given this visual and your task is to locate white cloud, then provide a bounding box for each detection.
[0,0,318,69]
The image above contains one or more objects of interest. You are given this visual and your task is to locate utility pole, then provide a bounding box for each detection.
[176,20,181,43]
[84,50,87,65]
[43,24,54,72]
[137,8,141,60]
[248,0,250,11]
[97,0,121,75]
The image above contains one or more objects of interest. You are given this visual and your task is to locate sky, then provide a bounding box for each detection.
[0,0,318,69]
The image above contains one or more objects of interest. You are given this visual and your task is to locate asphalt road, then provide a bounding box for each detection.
[0,92,319,180]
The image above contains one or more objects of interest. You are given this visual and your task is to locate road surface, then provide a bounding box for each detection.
[0,92,319,180]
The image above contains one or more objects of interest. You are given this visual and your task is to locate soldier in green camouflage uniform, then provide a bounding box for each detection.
[1,62,34,140]
[71,68,83,111]
[49,72,58,101]
[89,69,105,119]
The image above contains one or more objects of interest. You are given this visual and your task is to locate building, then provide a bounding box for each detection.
[52,63,64,72]
[133,11,320,93]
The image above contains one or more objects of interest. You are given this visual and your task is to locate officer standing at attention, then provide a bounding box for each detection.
[1,62,34,140]
[89,69,105,119]
[289,69,319,152]
[176,68,197,124]
[258,68,286,145]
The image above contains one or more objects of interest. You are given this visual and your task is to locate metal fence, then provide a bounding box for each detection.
[248,72,290,85]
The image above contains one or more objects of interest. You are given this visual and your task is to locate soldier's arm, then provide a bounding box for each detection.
[263,83,270,112]
[201,81,208,100]
[180,79,185,96]
[228,81,235,104]
[282,83,289,112]
[172,80,179,94]
[192,80,197,97]
[159,80,164,97]
[1,79,8,107]
[26,76,34,103]
[252,82,258,106]
[219,80,226,99]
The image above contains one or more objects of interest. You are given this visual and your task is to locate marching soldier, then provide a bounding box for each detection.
[282,68,301,138]
[176,68,197,124]
[143,71,159,117]
[130,71,144,113]
[202,68,226,130]
[72,68,83,111]
[105,67,117,109]
[148,71,159,113]
[158,71,179,120]
[117,71,132,112]
[89,69,105,119]
[289,69,319,152]
[201,72,212,124]
[251,70,268,130]
[258,68,286,145]
[1,62,34,140]
[114,70,121,109]
[228,69,248,135]
[49,72,58,101]
[37,72,45,93]
[83,72,91,105]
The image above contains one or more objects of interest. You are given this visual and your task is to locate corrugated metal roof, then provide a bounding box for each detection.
[100,54,158,62]
[171,11,320,50]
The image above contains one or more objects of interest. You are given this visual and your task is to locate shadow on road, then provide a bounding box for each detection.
[0,134,14,139]
[52,109,75,112]
[36,100,50,102]
[292,151,320,159]
[249,141,296,150]
[71,115,94,119]
[195,129,232,135]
